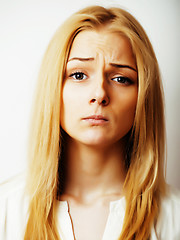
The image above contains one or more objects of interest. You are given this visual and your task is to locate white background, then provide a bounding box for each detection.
[0,0,179,189]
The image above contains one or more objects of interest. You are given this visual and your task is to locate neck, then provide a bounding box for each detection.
[60,137,127,204]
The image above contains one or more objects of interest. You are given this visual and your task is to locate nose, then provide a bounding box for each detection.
[89,79,110,106]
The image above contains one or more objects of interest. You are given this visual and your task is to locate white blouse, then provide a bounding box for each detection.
[0,173,180,240]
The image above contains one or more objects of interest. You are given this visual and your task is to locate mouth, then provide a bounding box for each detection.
[82,115,109,125]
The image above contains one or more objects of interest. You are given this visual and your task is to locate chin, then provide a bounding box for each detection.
[79,132,117,148]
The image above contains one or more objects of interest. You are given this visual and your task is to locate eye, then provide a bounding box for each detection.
[111,76,132,85]
[70,72,87,81]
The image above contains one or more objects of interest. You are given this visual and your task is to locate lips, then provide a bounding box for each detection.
[82,115,108,125]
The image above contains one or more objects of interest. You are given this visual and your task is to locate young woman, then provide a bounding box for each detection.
[0,5,180,240]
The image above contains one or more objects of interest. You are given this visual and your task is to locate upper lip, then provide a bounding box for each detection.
[82,115,108,121]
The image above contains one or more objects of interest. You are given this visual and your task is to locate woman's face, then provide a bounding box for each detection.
[61,29,138,147]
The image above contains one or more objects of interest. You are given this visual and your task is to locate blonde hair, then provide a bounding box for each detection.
[24,5,166,240]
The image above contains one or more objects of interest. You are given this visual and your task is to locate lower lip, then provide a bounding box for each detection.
[82,118,108,125]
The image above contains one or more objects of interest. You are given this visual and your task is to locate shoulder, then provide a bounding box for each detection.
[0,172,28,215]
[160,185,180,220]
[0,173,29,240]
[153,185,180,240]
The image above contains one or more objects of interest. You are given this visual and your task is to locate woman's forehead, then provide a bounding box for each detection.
[68,30,136,70]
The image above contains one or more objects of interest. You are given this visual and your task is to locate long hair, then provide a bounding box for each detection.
[24,5,166,240]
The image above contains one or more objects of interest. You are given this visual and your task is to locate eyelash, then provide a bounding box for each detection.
[69,71,133,85]
[111,76,132,85]
[69,72,87,80]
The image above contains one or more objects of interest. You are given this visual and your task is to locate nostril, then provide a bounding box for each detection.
[102,99,107,105]
[90,99,96,103]
[90,98,109,105]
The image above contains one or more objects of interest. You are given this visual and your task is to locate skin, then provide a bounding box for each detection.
[60,29,138,240]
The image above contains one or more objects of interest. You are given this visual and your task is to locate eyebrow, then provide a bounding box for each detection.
[68,57,94,62]
[110,63,137,72]
[68,57,137,72]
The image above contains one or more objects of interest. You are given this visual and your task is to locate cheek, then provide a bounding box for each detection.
[115,89,138,127]
[61,87,74,129]
[60,83,87,128]
[125,91,137,119]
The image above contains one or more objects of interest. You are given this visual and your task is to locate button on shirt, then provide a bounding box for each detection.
[0,173,180,240]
